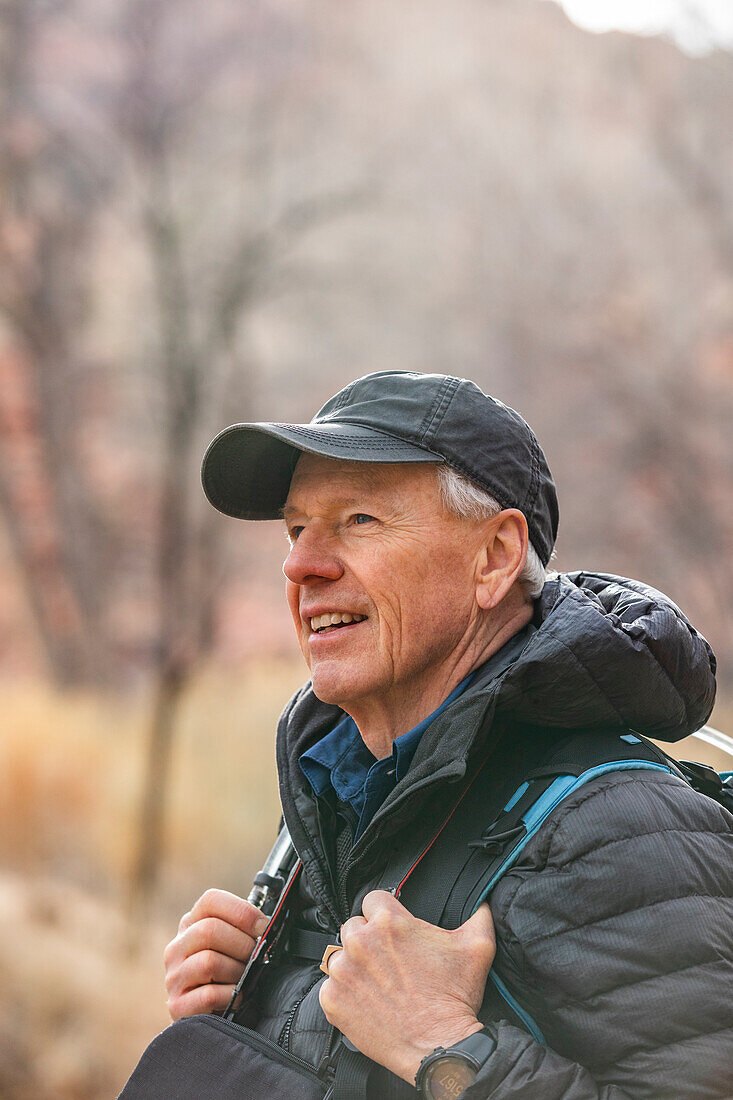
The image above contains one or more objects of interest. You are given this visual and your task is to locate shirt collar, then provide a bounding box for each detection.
[299,651,493,803]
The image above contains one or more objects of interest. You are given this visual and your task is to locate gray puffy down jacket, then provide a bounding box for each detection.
[252,572,732,1098]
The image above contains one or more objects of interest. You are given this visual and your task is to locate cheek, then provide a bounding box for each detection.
[285,582,306,641]
[376,577,453,658]
[408,561,476,642]
[410,602,462,654]
[285,580,297,618]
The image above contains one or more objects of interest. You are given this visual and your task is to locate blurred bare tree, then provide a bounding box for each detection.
[0,0,366,908]
[0,0,117,685]
[115,0,366,909]
[0,0,731,917]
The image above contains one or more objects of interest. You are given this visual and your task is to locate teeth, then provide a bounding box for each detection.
[309,612,366,632]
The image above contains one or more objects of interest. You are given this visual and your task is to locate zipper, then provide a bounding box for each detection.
[199,1015,323,1082]
[279,972,324,1052]
[343,750,496,910]
[313,796,344,926]
[334,808,357,920]
[344,716,504,887]
[343,689,506,872]
[345,764,465,872]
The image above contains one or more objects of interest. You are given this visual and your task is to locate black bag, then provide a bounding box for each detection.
[118,728,733,1099]
[118,1014,328,1099]
[117,857,334,1099]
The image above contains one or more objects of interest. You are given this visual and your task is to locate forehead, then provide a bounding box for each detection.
[283,454,440,515]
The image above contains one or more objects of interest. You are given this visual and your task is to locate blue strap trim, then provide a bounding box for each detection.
[503,780,529,812]
[488,971,546,1045]
[475,761,671,904]
[721,771,733,781]
[473,759,671,1044]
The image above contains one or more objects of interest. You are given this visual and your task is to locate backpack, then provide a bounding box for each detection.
[118,729,733,1099]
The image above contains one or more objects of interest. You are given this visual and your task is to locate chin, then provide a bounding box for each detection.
[309,668,373,708]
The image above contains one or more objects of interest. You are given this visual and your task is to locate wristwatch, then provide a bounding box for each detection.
[414,1028,497,1099]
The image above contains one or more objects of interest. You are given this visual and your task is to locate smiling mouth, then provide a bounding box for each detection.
[309,612,367,635]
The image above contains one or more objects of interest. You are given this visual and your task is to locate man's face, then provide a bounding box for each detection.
[282,454,488,716]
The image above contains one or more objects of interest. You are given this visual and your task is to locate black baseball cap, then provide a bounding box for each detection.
[201,370,559,566]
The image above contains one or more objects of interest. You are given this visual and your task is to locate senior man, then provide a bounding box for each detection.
[162,372,732,1098]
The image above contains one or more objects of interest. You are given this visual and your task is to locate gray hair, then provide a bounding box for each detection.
[436,465,548,599]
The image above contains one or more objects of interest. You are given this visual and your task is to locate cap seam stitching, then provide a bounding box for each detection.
[287,420,444,453]
[519,433,542,551]
[521,434,539,512]
[418,377,460,447]
[270,427,436,449]
[423,448,546,558]
[327,381,357,414]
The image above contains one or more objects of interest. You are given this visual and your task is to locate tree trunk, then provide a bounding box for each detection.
[128,658,189,919]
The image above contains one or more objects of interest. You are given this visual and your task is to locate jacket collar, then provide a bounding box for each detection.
[274,571,716,915]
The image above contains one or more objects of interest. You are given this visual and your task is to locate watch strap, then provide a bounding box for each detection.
[450,1027,497,1064]
[415,1026,497,1097]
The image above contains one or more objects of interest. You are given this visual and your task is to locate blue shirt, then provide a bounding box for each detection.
[299,627,533,839]
[299,670,478,840]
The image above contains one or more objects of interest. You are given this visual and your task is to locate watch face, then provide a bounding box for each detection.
[423,1054,478,1099]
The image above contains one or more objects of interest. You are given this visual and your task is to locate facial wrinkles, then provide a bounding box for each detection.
[283,457,497,714]
[374,531,478,689]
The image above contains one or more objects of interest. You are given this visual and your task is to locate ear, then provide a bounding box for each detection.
[475,509,529,611]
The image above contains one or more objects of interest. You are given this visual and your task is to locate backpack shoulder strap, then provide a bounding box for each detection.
[395,727,672,928]
[392,727,674,1043]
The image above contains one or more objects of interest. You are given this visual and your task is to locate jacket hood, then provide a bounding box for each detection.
[274,571,716,918]
[277,571,716,768]
[494,570,716,741]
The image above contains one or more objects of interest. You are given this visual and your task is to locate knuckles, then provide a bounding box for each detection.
[199,887,222,911]
[340,919,368,955]
[199,983,226,1014]
[199,948,219,984]
[318,978,338,1021]
[164,965,180,996]
[188,916,219,952]
[365,905,404,941]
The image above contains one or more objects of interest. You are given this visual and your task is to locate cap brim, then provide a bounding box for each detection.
[201,421,441,519]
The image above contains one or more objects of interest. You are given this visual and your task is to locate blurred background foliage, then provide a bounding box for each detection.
[0,0,731,1095]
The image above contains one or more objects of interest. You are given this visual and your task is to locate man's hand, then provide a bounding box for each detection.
[319,890,495,1084]
[164,889,268,1020]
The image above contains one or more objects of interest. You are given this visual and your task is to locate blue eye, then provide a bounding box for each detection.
[354,514,375,525]
[288,526,304,542]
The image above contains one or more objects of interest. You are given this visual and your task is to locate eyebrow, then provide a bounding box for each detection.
[281,491,383,522]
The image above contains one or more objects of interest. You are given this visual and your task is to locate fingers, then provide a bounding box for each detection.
[360,889,407,923]
[173,915,258,965]
[339,915,367,945]
[169,982,237,1020]
[165,926,253,1022]
[178,889,268,938]
[166,947,248,999]
[165,889,268,1023]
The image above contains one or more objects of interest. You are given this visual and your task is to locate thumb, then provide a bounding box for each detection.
[457,901,495,946]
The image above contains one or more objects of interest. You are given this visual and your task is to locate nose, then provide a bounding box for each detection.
[282,525,344,586]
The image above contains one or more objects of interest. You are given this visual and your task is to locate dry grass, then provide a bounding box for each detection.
[0,661,307,906]
[0,661,307,1099]
[0,871,170,1099]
